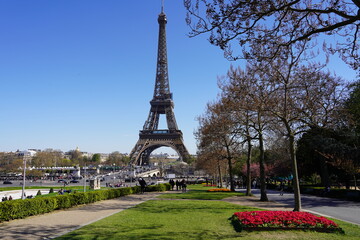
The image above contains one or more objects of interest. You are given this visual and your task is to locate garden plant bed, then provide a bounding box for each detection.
[207,188,231,192]
[231,211,344,234]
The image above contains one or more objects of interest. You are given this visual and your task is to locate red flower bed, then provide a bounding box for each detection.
[232,211,343,233]
[207,188,231,192]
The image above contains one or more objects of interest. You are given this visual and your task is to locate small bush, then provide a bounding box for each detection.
[36,190,42,196]
[49,188,54,194]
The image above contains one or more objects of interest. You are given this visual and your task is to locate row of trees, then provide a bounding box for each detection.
[0,150,130,173]
[195,58,352,211]
[186,0,359,211]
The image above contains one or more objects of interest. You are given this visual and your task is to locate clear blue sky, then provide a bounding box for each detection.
[0,0,357,155]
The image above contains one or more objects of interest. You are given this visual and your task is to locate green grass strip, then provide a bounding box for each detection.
[158,189,245,200]
[158,184,245,200]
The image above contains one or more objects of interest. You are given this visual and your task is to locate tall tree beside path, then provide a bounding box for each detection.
[184,0,360,69]
[196,101,241,191]
[220,66,271,201]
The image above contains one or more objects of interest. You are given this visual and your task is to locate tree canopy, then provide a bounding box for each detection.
[185,0,360,69]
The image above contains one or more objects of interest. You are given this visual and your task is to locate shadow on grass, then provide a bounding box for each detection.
[130,200,259,214]
[60,228,244,240]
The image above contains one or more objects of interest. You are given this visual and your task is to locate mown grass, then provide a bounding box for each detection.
[159,184,245,200]
[56,199,360,240]
[0,186,88,192]
[0,186,52,191]
[56,184,360,240]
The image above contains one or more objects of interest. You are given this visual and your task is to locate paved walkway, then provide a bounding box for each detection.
[1,189,50,200]
[0,192,162,240]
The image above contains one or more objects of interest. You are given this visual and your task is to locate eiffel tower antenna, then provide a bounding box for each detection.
[129,7,190,166]
[161,0,164,13]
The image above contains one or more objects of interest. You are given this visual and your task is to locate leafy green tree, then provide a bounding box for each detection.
[345,80,360,133]
[0,153,23,173]
[91,154,101,164]
[107,151,128,166]
[297,126,359,189]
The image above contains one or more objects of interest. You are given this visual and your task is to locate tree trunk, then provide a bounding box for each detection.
[319,157,330,187]
[217,159,223,188]
[289,134,302,211]
[225,145,235,191]
[354,174,357,190]
[246,137,252,196]
[259,131,268,201]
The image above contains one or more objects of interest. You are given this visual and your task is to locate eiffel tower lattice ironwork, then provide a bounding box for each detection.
[129,9,190,166]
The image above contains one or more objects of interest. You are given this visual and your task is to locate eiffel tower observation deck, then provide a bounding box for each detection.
[129,4,190,166]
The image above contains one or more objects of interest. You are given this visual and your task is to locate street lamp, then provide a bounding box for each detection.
[83,164,87,193]
[113,163,116,184]
[21,155,28,200]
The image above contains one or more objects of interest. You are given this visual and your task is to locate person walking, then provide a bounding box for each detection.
[279,181,285,196]
[181,179,187,192]
[169,179,175,190]
[175,180,180,191]
[138,178,147,194]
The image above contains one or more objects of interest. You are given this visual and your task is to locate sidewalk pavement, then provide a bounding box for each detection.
[0,192,162,240]
[1,189,50,200]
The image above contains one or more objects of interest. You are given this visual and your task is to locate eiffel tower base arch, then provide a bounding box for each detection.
[130,131,190,166]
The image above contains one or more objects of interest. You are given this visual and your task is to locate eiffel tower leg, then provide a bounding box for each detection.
[165,106,178,130]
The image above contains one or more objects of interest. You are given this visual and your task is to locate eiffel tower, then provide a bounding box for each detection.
[129,6,190,166]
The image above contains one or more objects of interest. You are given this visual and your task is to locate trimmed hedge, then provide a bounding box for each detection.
[0,183,171,222]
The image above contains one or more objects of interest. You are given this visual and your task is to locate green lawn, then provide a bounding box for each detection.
[56,185,360,240]
[0,186,88,191]
[0,186,52,191]
[158,189,245,200]
[158,184,245,200]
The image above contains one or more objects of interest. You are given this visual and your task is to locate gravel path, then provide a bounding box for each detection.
[0,192,162,240]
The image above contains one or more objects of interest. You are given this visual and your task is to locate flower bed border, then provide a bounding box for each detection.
[241,226,344,233]
[231,211,344,234]
[207,188,231,192]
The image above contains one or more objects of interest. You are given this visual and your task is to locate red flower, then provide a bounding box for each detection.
[233,211,339,229]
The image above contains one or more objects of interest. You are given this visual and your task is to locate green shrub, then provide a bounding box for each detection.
[55,195,72,209]
[36,190,42,196]
[49,188,54,194]
[0,183,169,222]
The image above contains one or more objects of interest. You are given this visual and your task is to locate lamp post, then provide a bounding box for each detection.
[113,163,116,184]
[83,164,86,192]
[21,155,28,200]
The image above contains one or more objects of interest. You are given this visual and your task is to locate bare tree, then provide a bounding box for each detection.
[220,66,272,201]
[196,101,241,191]
[195,147,227,187]
[184,0,360,69]
[31,150,63,167]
